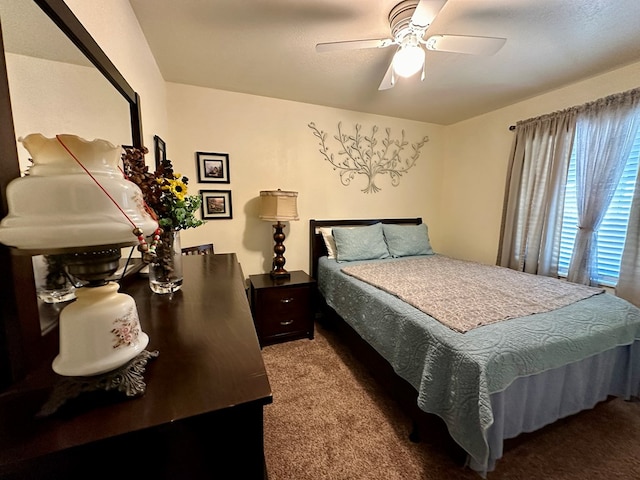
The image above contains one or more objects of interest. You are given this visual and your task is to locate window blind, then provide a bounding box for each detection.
[558,131,640,286]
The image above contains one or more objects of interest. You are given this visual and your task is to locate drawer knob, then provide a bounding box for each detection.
[280,297,294,304]
[280,319,294,326]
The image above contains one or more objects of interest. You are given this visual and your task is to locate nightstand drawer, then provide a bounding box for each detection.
[258,287,310,337]
[258,286,310,317]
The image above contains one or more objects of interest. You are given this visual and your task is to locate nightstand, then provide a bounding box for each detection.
[249,270,316,347]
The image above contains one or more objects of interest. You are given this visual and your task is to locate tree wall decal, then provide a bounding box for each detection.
[308,122,429,193]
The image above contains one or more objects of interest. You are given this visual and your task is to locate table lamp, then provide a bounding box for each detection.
[0,134,158,387]
[259,189,299,278]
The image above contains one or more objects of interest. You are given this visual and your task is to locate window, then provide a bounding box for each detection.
[558,131,640,286]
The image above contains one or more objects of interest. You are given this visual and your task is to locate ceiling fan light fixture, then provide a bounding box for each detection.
[392,44,425,78]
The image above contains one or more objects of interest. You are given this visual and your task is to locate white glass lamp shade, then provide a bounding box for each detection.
[392,45,425,78]
[259,190,299,222]
[0,134,157,252]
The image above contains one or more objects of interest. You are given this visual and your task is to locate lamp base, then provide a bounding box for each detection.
[270,269,290,279]
[37,349,159,417]
[270,221,290,279]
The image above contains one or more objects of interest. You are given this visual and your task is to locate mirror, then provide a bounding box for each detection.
[0,0,143,388]
[0,0,132,173]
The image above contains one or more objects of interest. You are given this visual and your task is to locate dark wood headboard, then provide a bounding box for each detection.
[309,218,423,279]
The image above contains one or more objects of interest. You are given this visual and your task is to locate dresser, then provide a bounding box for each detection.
[0,254,272,479]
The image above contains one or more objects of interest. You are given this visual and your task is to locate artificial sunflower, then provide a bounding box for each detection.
[161,174,188,202]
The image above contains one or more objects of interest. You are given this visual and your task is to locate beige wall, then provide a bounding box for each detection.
[6,54,130,173]
[166,84,441,274]
[442,61,640,265]
[65,0,168,151]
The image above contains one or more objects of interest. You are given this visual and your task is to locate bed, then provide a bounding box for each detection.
[309,217,640,477]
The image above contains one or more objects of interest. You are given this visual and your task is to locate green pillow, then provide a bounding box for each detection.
[382,223,434,257]
[332,223,390,262]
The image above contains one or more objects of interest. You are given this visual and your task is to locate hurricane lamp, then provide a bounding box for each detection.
[0,134,157,379]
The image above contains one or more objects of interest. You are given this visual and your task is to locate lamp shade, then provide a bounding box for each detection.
[0,134,157,252]
[259,190,299,222]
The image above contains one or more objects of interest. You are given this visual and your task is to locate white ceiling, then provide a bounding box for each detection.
[128,0,640,126]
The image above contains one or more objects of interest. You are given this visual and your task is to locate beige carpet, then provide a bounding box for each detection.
[262,323,640,480]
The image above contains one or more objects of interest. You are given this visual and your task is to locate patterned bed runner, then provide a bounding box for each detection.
[341,255,604,333]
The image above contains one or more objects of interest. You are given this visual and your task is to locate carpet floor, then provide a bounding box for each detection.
[262,322,640,480]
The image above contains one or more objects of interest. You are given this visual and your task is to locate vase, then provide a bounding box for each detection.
[149,229,183,294]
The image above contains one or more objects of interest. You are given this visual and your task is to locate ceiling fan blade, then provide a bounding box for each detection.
[411,0,447,28]
[378,61,395,91]
[316,38,393,53]
[424,34,506,55]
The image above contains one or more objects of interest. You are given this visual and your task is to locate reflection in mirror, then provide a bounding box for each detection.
[0,0,131,175]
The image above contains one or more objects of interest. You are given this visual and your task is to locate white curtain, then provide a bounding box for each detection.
[498,111,576,275]
[567,90,640,285]
[617,155,640,306]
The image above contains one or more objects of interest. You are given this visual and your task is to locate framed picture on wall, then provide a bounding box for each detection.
[197,151,230,183]
[200,190,233,220]
[154,135,166,169]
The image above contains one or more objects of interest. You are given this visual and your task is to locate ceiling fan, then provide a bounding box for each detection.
[316,0,506,90]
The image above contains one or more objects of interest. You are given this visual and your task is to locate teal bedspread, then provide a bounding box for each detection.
[318,256,640,473]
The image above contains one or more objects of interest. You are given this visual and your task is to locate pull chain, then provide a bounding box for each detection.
[56,135,162,255]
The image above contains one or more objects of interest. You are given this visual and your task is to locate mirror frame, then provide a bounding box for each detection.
[0,0,144,388]
[36,0,143,148]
